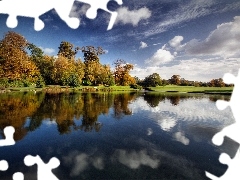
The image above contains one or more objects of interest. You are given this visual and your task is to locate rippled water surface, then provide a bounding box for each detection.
[0,92,237,179]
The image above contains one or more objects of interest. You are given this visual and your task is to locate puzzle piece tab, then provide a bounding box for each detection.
[0,160,8,171]
[24,155,60,180]
[206,69,240,179]
[0,126,15,147]
[0,0,79,31]
[0,0,123,31]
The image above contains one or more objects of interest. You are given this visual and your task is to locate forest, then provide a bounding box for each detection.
[0,31,232,89]
[0,31,136,88]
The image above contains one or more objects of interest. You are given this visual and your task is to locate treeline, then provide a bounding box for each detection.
[0,31,136,88]
[0,31,232,89]
[135,74,233,87]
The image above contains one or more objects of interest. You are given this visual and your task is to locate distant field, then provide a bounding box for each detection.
[1,85,233,94]
[149,85,233,94]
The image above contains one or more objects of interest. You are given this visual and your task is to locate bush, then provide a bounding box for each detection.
[36,76,45,88]
[0,78,8,87]
[130,84,142,90]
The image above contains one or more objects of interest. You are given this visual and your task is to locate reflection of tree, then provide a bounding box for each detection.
[0,92,43,140]
[143,93,165,107]
[167,95,181,106]
[0,91,138,135]
[29,92,84,134]
[113,93,137,119]
[208,95,231,102]
[80,93,113,132]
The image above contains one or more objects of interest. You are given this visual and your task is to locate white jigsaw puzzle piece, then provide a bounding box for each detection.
[0,0,122,31]
[24,155,60,180]
[206,69,240,179]
[0,160,8,171]
[0,0,79,31]
[0,126,15,146]
[12,172,24,180]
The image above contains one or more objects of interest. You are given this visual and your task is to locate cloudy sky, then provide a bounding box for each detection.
[0,0,240,81]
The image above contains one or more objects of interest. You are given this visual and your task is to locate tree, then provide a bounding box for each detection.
[0,31,40,85]
[81,46,105,85]
[170,75,181,85]
[114,59,135,86]
[143,73,162,87]
[58,41,80,60]
[81,46,105,63]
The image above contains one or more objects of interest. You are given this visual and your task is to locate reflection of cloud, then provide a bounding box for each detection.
[147,128,153,135]
[157,117,177,132]
[62,151,104,177]
[129,97,235,127]
[112,149,159,169]
[173,132,190,145]
[92,157,104,170]
[71,153,89,176]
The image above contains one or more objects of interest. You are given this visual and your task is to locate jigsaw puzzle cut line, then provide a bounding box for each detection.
[206,69,240,179]
[0,0,123,31]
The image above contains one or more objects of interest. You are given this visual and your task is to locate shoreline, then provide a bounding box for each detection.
[0,85,233,95]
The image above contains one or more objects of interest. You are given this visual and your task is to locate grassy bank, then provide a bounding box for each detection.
[0,85,139,93]
[0,85,233,94]
[148,85,233,94]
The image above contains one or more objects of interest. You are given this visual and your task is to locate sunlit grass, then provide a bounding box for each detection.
[150,85,233,93]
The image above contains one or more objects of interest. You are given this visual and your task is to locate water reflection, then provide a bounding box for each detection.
[0,92,237,179]
[0,92,137,137]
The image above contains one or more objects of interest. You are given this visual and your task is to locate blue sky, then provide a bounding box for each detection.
[0,0,240,81]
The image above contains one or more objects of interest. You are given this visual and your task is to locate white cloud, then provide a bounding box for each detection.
[116,7,151,26]
[131,57,240,82]
[153,43,161,46]
[143,0,216,37]
[139,41,148,49]
[184,16,240,58]
[169,36,184,49]
[142,0,239,38]
[40,47,55,55]
[145,45,175,66]
[70,4,89,18]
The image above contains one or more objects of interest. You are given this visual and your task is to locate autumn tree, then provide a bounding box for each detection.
[81,46,105,85]
[114,59,135,86]
[58,41,80,60]
[52,55,85,86]
[0,31,40,86]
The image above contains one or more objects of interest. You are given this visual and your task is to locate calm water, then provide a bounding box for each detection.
[0,91,238,180]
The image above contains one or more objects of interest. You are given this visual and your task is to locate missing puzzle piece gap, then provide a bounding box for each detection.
[0,126,15,147]
[0,160,8,171]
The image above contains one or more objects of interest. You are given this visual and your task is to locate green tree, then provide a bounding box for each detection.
[170,75,181,85]
[143,73,162,87]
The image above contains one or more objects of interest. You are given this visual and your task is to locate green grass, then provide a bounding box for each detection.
[149,85,233,94]
[2,85,233,94]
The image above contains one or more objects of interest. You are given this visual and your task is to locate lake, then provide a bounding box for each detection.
[0,91,238,179]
